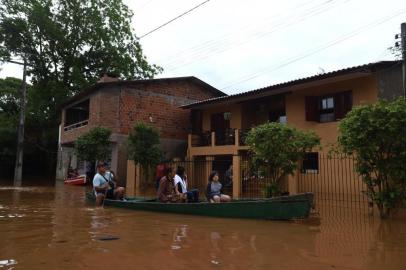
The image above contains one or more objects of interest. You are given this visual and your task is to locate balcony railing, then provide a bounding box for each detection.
[190,131,212,147]
[63,120,89,131]
[189,129,250,148]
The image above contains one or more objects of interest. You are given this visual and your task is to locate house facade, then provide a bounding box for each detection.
[56,75,225,183]
[181,61,404,198]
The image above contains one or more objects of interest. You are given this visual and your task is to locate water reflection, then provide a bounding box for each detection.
[0,259,17,268]
[171,224,188,250]
[0,182,405,269]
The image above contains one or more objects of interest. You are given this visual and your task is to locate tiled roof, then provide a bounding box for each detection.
[181,60,402,109]
[61,76,226,108]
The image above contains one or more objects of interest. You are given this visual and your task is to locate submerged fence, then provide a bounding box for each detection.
[137,154,369,209]
[297,154,369,209]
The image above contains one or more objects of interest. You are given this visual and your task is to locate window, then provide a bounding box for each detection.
[301,152,319,174]
[269,110,286,124]
[279,115,287,124]
[319,96,335,122]
[305,91,352,123]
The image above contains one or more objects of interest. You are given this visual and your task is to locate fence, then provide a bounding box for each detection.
[297,154,369,210]
[238,155,289,199]
[137,157,233,199]
[136,154,369,209]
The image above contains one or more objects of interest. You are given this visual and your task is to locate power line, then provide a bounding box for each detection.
[156,0,324,64]
[163,0,351,71]
[219,9,406,91]
[138,0,211,39]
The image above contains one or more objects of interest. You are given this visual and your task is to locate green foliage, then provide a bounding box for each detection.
[0,0,161,120]
[338,98,406,218]
[245,122,320,196]
[127,122,162,180]
[0,77,21,166]
[74,127,112,162]
[0,0,161,176]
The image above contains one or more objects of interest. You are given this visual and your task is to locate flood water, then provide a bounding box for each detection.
[0,182,406,270]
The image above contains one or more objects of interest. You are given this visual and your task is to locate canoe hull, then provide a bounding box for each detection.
[65,175,87,186]
[86,193,313,220]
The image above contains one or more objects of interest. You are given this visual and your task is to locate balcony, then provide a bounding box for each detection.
[63,119,89,131]
[188,129,250,156]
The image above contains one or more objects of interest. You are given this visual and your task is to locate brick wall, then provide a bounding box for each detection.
[60,79,220,144]
[119,80,217,140]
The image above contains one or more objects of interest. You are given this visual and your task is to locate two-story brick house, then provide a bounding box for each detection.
[56,75,225,183]
[181,60,404,198]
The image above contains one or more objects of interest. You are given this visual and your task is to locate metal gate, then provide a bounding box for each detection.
[298,154,369,210]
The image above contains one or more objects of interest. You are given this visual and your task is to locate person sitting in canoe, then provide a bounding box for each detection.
[157,167,181,203]
[67,166,79,178]
[104,169,125,199]
[174,166,199,203]
[206,171,231,203]
[92,161,125,206]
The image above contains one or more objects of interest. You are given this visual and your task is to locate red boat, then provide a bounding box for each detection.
[64,174,87,186]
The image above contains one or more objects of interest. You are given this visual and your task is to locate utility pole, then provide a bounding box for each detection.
[13,58,27,186]
[401,23,406,97]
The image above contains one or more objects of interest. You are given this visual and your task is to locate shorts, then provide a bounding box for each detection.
[95,188,115,199]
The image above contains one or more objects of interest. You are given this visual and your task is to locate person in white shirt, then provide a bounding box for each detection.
[92,162,125,206]
[174,166,199,202]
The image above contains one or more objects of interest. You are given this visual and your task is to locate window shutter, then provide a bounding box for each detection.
[305,96,319,122]
[334,91,352,120]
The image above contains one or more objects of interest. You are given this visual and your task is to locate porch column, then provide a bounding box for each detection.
[204,156,214,186]
[135,164,141,196]
[188,134,192,149]
[235,129,239,147]
[232,155,241,199]
[126,160,136,197]
[211,132,215,147]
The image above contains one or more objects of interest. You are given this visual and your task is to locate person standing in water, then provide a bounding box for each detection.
[92,161,125,206]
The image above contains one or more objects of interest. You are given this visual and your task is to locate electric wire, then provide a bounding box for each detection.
[219,9,406,91]
[138,0,211,39]
[156,0,323,64]
[163,0,352,71]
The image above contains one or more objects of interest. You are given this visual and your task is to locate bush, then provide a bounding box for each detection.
[74,127,112,162]
[245,122,320,197]
[127,122,162,181]
[338,98,406,218]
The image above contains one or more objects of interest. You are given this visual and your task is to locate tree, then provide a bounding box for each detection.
[127,122,162,181]
[75,127,112,163]
[0,77,23,175]
[338,98,406,218]
[245,122,320,196]
[0,0,161,177]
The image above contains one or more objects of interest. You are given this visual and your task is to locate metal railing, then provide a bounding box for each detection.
[136,154,369,210]
[190,129,247,147]
[63,119,89,131]
[297,153,368,209]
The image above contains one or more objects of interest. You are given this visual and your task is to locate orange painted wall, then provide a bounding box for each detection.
[285,76,378,149]
[198,75,378,149]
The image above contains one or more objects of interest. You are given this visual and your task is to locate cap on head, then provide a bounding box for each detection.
[97,161,108,168]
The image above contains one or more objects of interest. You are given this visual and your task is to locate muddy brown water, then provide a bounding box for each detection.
[0,182,406,270]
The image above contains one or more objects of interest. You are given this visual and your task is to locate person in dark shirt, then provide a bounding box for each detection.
[157,167,181,203]
[155,163,166,190]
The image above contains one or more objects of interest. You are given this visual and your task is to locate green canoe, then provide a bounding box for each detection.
[86,192,314,220]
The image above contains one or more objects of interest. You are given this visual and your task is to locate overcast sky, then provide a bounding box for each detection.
[1,0,405,95]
